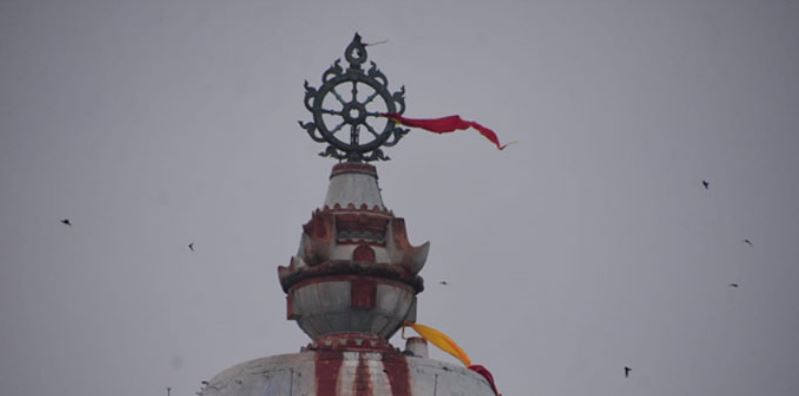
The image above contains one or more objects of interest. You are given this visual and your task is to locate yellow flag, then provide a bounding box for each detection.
[406,322,472,366]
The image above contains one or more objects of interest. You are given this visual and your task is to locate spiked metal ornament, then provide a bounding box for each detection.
[300,34,409,162]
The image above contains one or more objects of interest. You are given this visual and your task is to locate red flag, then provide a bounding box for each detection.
[469,365,501,395]
[383,113,509,150]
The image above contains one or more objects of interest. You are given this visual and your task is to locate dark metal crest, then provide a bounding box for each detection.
[300,34,408,162]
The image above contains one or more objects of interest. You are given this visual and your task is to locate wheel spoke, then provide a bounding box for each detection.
[321,108,343,116]
[362,90,380,106]
[351,81,358,102]
[364,111,382,117]
[329,121,346,134]
[364,123,380,139]
[330,88,347,105]
[319,109,344,116]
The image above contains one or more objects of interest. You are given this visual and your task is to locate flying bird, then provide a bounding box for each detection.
[624,366,631,378]
[702,180,709,190]
[60,219,72,226]
[188,242,195,252]
[743,239,753,247]
[729,283,739,288]
[439,281,448,285]
[201,381,209,386]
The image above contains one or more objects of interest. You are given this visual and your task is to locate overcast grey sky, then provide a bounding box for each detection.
[2,1,798,395]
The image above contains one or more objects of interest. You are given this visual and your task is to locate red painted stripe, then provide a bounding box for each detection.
[315,351,344,396]
[353,354,373,396]
[382,352,411,396]
[351,278,377,310]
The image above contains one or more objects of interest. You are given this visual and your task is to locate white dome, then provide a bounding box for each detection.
[201,351,495,396]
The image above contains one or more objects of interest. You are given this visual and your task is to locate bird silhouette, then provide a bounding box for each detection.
[188,242,195,252]
[201,381,209,386]
[439,280,448,285]
[702,180,709,190]
[743,239,753,247]
[624,366,631,378]
[60,219,72,226]
[729,283,739,288]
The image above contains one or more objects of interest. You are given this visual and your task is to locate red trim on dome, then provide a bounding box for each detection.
[330,162,378,178]
[315,347,410,396]
[315,351,344,396]
[308,333,396,352]
[335,213,390,232]
[351,277,377,310]
[354,354,374,396]
[303,210,333,239]
[352,244,376,263]
[322,204,393,216]
[383,352,411,396]
[282,265,424,294]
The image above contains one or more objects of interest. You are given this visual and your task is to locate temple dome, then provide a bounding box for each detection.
[201,349,495,396]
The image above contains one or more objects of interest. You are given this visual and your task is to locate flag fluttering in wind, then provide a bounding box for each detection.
[405,322,500,395]
[468,364,500,395]
[406,322,472,366]
[383,113,511,150]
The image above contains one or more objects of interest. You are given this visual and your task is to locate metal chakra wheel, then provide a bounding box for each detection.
[300,34,409,162]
